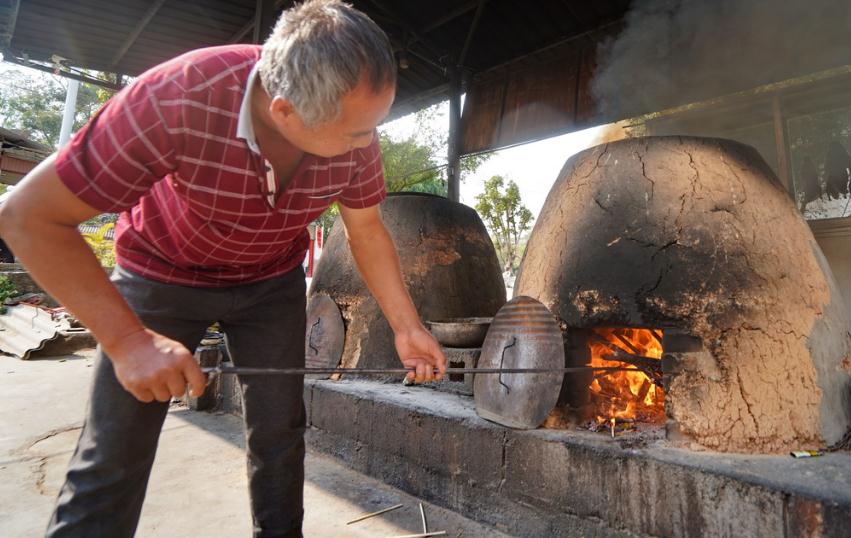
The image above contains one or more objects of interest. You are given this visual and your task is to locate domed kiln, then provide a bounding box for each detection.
[515,136,851,453]
[309,193,506,371]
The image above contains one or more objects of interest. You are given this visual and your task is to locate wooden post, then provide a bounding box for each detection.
[772,96,792,194]
[447,67,462,202]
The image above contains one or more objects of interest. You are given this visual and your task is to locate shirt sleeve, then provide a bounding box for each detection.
[338,135,387,209]
[54,79,178,213]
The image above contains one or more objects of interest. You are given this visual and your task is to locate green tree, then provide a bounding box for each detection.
[0,67,112,149]
[380,130,444,194]
[475,175,534,275]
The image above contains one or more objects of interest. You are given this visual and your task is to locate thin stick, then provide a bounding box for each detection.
[418,502,428,534]
[346,503,403,525]
[393,531,446,538]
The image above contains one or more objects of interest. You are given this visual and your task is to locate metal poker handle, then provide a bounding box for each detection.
[202,365,641,376]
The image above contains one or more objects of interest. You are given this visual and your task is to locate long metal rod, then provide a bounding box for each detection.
[203,365,642,376]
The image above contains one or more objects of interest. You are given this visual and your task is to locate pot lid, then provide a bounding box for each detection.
[474,296,564,429]
[305,294,345,379]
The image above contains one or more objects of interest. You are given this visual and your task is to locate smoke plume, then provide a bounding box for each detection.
[592,0,851,119]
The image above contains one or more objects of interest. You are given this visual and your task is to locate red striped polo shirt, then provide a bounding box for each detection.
[55,44,386,286]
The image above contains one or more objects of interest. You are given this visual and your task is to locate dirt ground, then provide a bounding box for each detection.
[0,349,508,537]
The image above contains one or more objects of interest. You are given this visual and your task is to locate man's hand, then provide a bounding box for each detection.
[395,326,447,383]
[104,328,207,403]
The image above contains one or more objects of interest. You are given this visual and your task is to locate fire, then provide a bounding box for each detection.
[588,328,665,427]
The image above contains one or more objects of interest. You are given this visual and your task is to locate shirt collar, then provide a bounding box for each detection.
[236,62,262,155]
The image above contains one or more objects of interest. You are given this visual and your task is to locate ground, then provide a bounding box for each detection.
[0,349,508,537]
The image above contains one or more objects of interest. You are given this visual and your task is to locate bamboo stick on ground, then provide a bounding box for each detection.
[418,502,428,534]
[345,503,403,525]
[393,531,446,538]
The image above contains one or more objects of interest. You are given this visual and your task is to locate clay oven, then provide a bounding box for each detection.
[514,136,851,453]
[308,193,506,371]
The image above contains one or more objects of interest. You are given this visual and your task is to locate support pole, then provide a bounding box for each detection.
[772,95,792,194]
[58,79,80,148]
[447,67,462,202]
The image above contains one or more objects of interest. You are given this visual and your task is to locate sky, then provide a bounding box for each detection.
[1,56,606,221]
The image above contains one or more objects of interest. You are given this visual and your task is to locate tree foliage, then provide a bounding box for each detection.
[787,107,851,198]
[81,222,116,267]
[0,67,111,149]
[0,275,19,314]
[474,175,533,274]
[381,107,490,195]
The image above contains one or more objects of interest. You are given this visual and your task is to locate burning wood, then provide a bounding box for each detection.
[587,328,666,431]
[588,333,664,386]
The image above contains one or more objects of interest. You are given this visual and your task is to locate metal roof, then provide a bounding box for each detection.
[0,127,50,185]
[0,303,70,359]
[4,1,848,155]
[0,127,51,153]
[1,0,630,117]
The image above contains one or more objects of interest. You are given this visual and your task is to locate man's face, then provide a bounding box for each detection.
[271,79,395,158]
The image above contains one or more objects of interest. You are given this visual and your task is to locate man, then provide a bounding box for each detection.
[0,1,446,536]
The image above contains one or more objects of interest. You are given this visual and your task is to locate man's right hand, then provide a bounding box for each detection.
[104,328,207,403]
[0,158,209,404]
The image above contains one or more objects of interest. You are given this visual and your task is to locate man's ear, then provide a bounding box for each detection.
[269,96,297,123]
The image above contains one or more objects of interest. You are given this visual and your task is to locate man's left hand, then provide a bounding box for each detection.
[395,326,446,383]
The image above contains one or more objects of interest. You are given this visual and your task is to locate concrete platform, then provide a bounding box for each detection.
[304,379,851,538]
[0,352,509,537]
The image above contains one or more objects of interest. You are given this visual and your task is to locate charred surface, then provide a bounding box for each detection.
[309,193,506,373]
[515,136,851,453]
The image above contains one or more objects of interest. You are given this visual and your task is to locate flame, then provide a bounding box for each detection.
[588,328,665,426]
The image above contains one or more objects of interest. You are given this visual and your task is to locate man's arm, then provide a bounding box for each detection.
[338,203,446,382]
[0,156,206,402]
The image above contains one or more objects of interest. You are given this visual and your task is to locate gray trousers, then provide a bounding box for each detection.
[46,265,307,538]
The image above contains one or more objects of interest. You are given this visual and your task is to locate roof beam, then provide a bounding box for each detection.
[3,54,122,91]
[229,0,289,43]
[400,42,445,76]
[474,18,622,81]
[253,0,278,43]
[109,0,168,69]
[556,0,598,46]
[458,0,487,67]
[364,0,446,70]
[421,0,480,33]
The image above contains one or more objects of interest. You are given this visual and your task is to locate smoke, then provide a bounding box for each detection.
[592,0,851,119]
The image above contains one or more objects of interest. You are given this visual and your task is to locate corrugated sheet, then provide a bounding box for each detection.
[0,304,70,359]
[461,45,600,154]
[2,0,630,132]
[0,0,19,50]
[7,0,850,156]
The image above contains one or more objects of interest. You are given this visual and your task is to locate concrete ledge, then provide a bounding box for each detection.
[303,379,851,538]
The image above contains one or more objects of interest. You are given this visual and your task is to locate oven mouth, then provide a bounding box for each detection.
[545,327,669,434]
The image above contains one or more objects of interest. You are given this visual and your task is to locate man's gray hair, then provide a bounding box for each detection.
[258,0,396,127]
